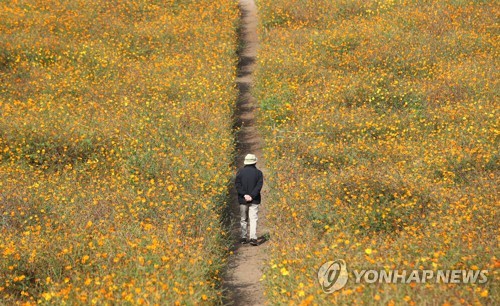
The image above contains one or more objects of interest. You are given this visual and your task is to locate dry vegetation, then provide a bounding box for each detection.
[0,0,238,304]
[255,0,498,304]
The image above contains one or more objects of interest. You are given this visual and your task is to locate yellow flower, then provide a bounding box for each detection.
[81,255,90,264]
[42,292,52,301]
[280,267,289,276]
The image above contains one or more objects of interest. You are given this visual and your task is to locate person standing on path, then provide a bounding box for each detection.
[235,154,264,246]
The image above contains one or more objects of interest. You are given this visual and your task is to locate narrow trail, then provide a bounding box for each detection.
[223,0,268,305]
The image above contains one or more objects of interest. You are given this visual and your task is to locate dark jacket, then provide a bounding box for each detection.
[235,164,263,204]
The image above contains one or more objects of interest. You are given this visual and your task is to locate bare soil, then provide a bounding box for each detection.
[222,1,268,305]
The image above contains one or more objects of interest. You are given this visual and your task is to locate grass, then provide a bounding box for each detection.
[255,0,498,304]
[0,0,239,304]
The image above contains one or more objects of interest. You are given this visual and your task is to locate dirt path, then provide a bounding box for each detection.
[223,0,268,305]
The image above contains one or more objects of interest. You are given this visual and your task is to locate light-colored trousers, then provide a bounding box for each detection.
[240,204,259,240]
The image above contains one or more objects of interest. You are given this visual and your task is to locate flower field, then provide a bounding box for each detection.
[255,0,498,304]
[0,0,238,304]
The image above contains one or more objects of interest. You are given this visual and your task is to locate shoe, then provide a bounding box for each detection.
[240,238,248,244]
[249,239,258,246]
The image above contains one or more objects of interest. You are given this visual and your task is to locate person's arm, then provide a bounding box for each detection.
[235,171,245,196]
[250,171,263,199]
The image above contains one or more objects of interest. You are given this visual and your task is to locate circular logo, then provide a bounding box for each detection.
[318,259,348,293]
